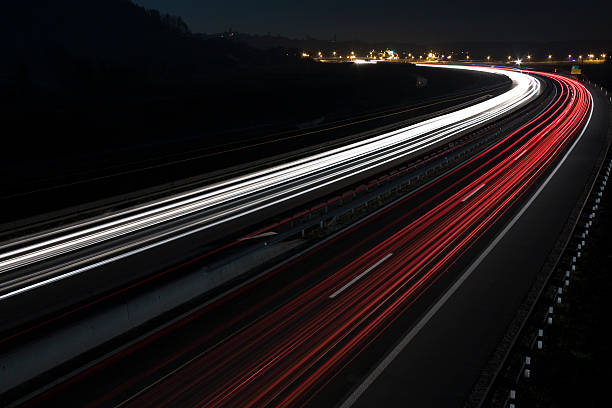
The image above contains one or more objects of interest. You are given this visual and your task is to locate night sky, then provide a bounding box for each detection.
[135,0,611,43]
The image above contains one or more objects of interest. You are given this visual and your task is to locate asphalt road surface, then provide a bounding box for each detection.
[4,69,605,408]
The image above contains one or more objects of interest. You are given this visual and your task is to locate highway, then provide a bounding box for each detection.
[0,65,539,304]
[2,68,599,407]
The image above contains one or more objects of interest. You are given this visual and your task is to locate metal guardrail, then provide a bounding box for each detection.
[200,84,557,281]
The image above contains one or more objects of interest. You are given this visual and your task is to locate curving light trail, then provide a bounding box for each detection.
[0,65,540,299]
[75,71,588,408]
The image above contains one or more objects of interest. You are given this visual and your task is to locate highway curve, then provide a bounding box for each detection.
[0,66,538,304]
[3,69,600,408]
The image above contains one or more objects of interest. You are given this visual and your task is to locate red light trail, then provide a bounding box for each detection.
[18,71,592,408]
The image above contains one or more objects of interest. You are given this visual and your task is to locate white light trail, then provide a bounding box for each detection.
[0,65,540,295]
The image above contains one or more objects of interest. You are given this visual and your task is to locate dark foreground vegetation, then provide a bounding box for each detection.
[521,180,612,407]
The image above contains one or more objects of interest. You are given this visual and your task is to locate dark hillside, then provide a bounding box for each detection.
[0,1,509,222]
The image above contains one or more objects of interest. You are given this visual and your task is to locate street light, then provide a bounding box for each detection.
[548,54,552,59]
[507,56,512,61]
[515,58,522,65]
[487,56,491,61]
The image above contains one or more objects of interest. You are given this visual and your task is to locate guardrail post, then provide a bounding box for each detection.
[547,306,553,325]
[524,356,531,379]
[537,329,543,350]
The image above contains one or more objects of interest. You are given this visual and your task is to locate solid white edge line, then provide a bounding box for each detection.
[338,88,594,408]
[329,253,393,299]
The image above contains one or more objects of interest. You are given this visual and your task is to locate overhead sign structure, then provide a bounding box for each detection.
[571,65,582,75]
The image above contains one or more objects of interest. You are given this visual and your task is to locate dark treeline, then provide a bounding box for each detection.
[1,0,293,93]
[213,31,612,61]
[0,0,299,170]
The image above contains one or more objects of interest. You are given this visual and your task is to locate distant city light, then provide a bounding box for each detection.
[548,54,552,59]
[486,56,491,60]
[515,59,522,65]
